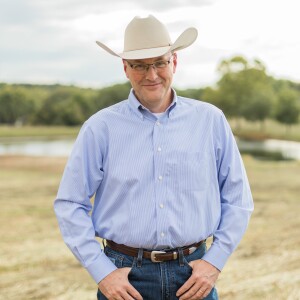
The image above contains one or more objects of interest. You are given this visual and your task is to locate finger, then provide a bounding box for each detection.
[178,282,203,300]
[176,277,196,297]
[126,284,143,300]
[113,297,125,300]
[200,287,211,299]
[123,296,136,300]
[120,290,139,300]
[179,285,199,300]
[192,288,207,300]
[122,267,132,275]
[118,285,142,300]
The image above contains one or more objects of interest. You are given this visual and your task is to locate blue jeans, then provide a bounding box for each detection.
[97,243,218,300]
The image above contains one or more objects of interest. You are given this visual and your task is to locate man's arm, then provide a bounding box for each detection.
[202,111,254,270]
[54,123,116,283]
[178,111,254,299]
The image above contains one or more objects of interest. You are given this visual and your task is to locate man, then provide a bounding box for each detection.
[54,15,253,300]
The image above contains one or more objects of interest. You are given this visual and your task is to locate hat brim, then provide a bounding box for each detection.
[96,27,198,60]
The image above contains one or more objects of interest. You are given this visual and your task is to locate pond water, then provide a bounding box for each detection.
[236,138,300,160]
[0,138,75,157]
[0,137,300,161]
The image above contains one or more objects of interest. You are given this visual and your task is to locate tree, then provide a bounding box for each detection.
[176,88,203,100]
[274,87,300,131]
[201,86,222,107]
[216,56,275,125]
[35,87,93,125]
[92,82,131,111]
[0,86,35,125]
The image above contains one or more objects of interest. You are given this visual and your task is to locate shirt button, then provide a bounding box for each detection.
[156,121,161,126]
[158,175,163,181]
[157,147,162,152]
[159,203,164,208]
[161,232,165,237]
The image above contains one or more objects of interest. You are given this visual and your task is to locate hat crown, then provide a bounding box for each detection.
[96,14,197,59]
[124,15,172,52]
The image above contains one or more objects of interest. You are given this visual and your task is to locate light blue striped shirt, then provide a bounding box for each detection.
[54,89,253,284]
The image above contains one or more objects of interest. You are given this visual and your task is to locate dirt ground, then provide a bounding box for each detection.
[0,155,299,300]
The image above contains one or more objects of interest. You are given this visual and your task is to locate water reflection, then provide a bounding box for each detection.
[0,138,75,157]
[237,138,300,160]
[0,138,300,160]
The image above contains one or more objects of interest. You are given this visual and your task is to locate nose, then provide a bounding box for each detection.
[145,65,158,80]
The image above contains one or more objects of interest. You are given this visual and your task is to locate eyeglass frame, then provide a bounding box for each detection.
[125,54,174,74]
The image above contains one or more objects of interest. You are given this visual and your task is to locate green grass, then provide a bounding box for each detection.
[0,125,80,139]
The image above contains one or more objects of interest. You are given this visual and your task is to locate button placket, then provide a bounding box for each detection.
[153,118,168,242]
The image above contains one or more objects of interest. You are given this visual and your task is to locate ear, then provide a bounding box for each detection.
[172,52,178,74]
[123,59,130,79]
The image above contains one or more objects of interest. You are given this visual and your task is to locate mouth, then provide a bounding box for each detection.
[142,82,162,88]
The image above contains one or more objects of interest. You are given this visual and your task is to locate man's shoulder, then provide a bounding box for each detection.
[177,96,222,116]
[87,99,129,124]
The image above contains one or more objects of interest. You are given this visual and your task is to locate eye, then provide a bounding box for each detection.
[133,64,147,71]
[154,61,168,68]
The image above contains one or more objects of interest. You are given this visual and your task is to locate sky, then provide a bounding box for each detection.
[1,0,299,89]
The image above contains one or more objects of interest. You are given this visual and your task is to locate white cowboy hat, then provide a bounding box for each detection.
[96,15,198,60]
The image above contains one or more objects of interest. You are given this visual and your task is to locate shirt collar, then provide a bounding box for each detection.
[128,88,178,119]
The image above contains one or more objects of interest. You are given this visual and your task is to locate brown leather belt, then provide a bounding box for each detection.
[106,239,205,263]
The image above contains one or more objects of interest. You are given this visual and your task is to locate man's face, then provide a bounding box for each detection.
[123,52,177,112]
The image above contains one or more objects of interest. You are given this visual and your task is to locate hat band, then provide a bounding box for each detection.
[124,43,172,52]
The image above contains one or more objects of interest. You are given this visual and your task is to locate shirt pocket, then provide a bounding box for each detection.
[167,152,208,191]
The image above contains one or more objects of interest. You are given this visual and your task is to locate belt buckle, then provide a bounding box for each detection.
[150,250,166,263]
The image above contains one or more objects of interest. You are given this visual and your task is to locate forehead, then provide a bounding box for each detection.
[127,53,170,64]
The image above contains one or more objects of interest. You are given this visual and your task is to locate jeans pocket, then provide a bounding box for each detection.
[104,248,124,268]
[126,257,137,278]
[183,257,193,271]
[107,257,116,265]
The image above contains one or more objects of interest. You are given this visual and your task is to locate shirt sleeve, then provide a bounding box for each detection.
[202,111,254,271]
[54,122,117,284]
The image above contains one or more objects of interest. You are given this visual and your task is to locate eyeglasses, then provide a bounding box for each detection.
[126,56,173,74]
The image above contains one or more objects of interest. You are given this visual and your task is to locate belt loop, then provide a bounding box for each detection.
[102,239,106,249]
[178,248,184,267]
[137,248,143,268]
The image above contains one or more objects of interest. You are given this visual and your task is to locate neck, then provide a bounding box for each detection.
[134,89,173,113]
[149,100,171,113]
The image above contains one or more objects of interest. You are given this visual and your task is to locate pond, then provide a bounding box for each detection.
[0,138,75,157]
[237,138,300,161]
[0,137,300,161]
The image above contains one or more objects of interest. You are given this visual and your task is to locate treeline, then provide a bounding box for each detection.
[0,82,131,126]
[179,56,300,128]
[0,56,300,127]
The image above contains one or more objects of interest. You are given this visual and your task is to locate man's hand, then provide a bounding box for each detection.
[98,267,143,300]
[176,259,220,300]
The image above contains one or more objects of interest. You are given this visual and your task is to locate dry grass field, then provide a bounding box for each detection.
[0,155,299,300]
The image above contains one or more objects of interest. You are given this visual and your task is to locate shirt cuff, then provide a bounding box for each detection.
[86,252,117,284]
[201,243,231,271]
